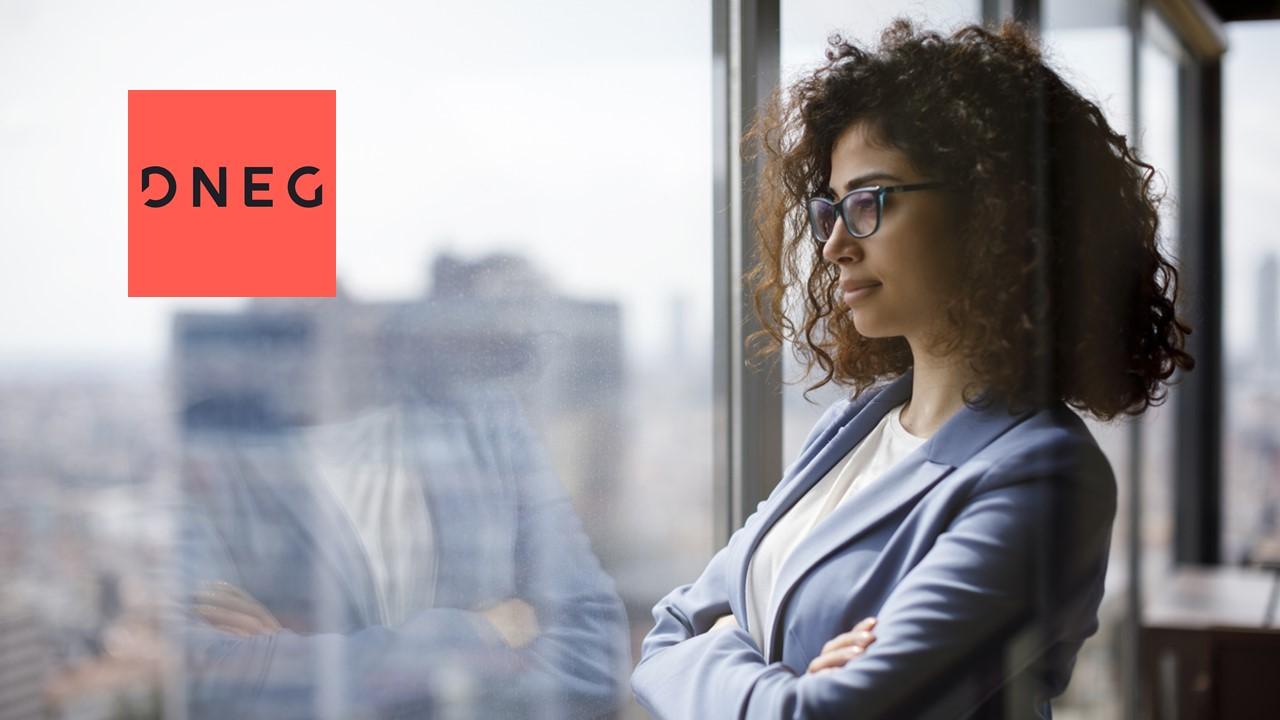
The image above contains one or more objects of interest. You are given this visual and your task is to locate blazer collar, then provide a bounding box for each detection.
[817,366,1040,467]
[225,430,383,626]
[733,366,1038,659]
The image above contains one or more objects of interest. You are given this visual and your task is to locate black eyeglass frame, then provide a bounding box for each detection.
[807,180,949,243]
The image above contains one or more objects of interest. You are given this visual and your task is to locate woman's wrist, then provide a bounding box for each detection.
[709,613,739,632]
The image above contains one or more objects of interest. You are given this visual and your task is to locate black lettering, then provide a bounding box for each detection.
[193,166,227,207]
[244,166,273,207]
[287,166,323,208]
[141,166,176,208]
[140,165,323,208]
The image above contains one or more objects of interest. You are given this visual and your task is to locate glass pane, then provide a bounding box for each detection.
[781,0,982,467]
[1223,21,1280,568]
[770,4,1177,718]
[1136,2,1184,585]
[1041,5,1138,718]
[0,2,712,718]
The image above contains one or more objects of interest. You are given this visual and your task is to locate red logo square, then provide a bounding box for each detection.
[128,90,336,297]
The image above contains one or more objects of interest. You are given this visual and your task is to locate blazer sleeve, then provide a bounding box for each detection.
[173,389,631,720]
[632,397,853,695]
[630,435,1117,720]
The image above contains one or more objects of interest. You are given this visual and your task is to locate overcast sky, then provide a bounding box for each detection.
[0,0,714,372]
[1,1,1273,374]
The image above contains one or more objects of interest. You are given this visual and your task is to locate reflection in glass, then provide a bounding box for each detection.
[1222,20,1280,571]
[1039,6,1138,718]
[169,256,631,718]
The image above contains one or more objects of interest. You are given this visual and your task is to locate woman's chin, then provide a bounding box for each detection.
[848,314,892,338]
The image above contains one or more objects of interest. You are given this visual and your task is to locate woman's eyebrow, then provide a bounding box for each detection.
[828,172,902,194]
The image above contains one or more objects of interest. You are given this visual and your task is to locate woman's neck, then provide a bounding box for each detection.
[899,344,980,438]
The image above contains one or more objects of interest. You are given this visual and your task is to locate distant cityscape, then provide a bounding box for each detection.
[0,250,1275,719]
[0,250,714,720]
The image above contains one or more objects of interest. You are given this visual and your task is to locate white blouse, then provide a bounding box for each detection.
[744,400,926,657]
[303,405,437,627]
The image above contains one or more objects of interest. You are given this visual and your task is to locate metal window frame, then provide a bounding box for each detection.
[711,0,782,545]
[1146,0,1226,567]
[708,3,1223,719]
[709,0,1226,579]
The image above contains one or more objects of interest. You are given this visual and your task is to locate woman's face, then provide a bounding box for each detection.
[820,122,961,343]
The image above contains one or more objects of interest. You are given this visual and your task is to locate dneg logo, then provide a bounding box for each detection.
[128,89,335,297]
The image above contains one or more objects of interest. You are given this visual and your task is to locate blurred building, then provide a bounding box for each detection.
[1257,254,1277,378]
[0,600,53,720]
[172,250,624,520]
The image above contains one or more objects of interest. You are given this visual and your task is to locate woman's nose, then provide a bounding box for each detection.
[821,220,862,264]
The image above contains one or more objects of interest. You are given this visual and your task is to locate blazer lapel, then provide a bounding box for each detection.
[230,430,382,627]
[733,370,914,620]
[738,368,1039,660]
[763,454,950,659]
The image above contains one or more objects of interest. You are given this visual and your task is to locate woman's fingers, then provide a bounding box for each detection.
[807,645,866,673]
[195,586,258,617]
[216,582,281,630]
[819,628,877,655]
[194,603,269,636]
[192,581,282,634]
[479,598,540,649]
[809,617,878,674]
[709,613,739,632]
[819,617,877,655]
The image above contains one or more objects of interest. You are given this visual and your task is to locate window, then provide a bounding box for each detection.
[1222,20,1280,569]
[0,2,713,718]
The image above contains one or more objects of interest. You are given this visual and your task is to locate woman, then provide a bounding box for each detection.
[171,341,630,719]
[632,17,1193,720]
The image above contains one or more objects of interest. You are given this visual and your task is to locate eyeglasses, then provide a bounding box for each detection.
[807,181,948,244]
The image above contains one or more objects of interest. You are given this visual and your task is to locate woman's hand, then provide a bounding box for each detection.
[806,616,877,674]
[709,613,739,632]
[192,581,283,637]
[479,598,541,649]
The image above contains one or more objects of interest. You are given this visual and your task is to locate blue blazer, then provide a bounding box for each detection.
[632,368,1117,719]
[172,386,631,719]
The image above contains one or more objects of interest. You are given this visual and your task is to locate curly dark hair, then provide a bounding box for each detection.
[742,16,1195,421]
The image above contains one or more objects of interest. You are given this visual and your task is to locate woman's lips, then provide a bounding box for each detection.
[842,282,881,302]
